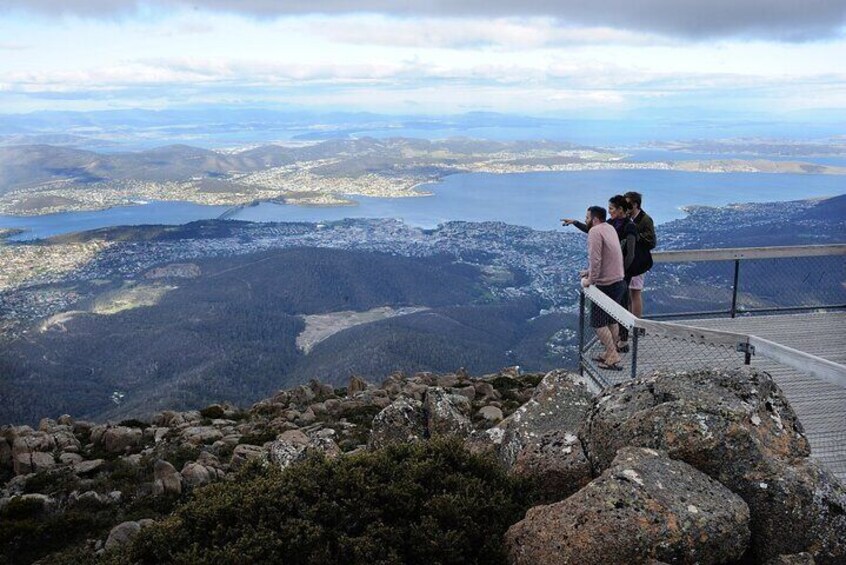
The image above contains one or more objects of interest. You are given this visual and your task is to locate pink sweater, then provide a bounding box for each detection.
[587,222,624,286]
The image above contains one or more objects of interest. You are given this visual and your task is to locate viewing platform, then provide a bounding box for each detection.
[579,244,846,481]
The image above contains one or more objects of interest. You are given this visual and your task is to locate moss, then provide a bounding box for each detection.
[110,438,532,565]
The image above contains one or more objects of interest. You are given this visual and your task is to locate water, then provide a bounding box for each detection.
[1,170,843,241]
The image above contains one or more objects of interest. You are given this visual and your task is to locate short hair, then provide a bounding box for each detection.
[624,191,642,207]
[587,206,606,222]
[608,194,631,212]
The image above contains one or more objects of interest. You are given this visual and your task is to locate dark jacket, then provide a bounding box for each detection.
[632,209,656,250]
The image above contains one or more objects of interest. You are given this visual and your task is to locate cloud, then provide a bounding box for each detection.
[2,0,845,41]
[303,17,675,49]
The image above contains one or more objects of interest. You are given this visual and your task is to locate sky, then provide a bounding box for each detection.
[0,1,845,117]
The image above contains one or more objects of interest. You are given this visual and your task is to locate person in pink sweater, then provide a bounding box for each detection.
[564,206,627,370]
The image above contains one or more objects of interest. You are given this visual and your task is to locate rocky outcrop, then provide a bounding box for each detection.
[510,430,592,503]
[368,397,426,449]
[424,387,473,439]
[580,368,845,562]
[506,447,751,565]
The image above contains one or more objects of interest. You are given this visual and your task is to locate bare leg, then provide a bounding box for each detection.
[596,324,621,365]
[630,289,643,318]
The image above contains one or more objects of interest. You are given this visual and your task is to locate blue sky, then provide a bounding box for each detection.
[1,1,845,117]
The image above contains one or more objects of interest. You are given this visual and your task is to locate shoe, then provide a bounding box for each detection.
[597,361,623,371]
[617,342,630,353]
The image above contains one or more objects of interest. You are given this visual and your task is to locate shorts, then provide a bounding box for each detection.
[590,280,628,328]
[629,274,645,291]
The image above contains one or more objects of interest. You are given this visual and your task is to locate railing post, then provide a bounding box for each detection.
[630,328,640,379]
[578,291,585,376]
[730,259,741,318]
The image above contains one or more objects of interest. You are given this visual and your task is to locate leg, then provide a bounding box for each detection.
[597,324,621,365]
[630,289,643,318]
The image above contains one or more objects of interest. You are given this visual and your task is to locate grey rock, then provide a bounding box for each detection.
[368,397,426,450]
[181,462,213,487]
[510,429,592,503]
[152,460,182,496]
[424,387,473,439]
[104,521,141,550]
[477,406,503,423]
[505,447,750,565]
[230,444,265,470]
[101,426,143,454]
[496,370,593,469]
[13,451,55,475]
[180,426,224,445]
[348,376,369,395]
[73,458,105,476]
[59,452,84,466]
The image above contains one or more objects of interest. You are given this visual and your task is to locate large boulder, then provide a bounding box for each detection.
[505,447,750,565]
[582,368,809,474]
[180,426,224,446]
[101,426,143,454]
[581,368,845,562]
[230,444,265,470]
[423,387,473,439]
[13,451,56,475]
[152,460,182,496]
[496,370,594,469]
[510,430,592,503]
[368,397,426,450]
[104,521,142,550]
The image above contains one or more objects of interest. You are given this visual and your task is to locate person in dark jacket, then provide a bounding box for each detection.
[624,191,656,318]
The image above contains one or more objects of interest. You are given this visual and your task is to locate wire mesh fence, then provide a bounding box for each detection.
[644,246,846,319]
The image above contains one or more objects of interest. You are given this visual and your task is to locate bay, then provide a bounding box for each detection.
[1,169,843,241]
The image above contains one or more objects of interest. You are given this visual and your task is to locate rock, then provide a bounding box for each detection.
[765,554,816,565]
[181,426,224,446]
[101,426,143,454]
[104,521,142,550]
[72,459,105,476]
[436,374,459,388]
[296,407,317,426]
[57,414,74,426]
[510,430,592,503]
[474,381,498,400]
[0,439,11,468]
[152,460,182,496]
[17,493,56,514]
[580,368,844,561]
[368,398,426,450]
[290,385,316,407]
[230,444,265,470]
[309,379,335,399]
[424,387,473,439]
[505,447,750,565]
[181,462,212,487]
[582,368,809,474]
[278,430,309,445]
[71,490,108,507]
[452,385,476,402]
[496,370,593,468]
[13,451,55,475]
[59,452,84,466]
[348,376,369,395]
[324,398,342,415]
[12,431,56,454]
[152,410,185,427]
[268,439,307,469]
[477,406,503,423]
[737,457,846,563]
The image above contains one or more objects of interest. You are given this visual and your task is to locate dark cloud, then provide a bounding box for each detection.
[2,0,845,41]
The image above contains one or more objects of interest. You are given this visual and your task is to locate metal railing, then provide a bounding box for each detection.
[646,244,846,319]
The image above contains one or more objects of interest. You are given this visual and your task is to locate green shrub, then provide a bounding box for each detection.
[199,405,226,420]
[116,438,531,564]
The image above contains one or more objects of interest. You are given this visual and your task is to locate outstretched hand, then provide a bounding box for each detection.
[561,218,576,226]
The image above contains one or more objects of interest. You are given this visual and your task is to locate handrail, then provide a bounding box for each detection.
[581,284,846,388]
[653,243,846,263]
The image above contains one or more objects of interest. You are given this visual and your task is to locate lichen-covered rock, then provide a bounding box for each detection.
[580,368,845,562]
[181,426,224,446]
[505,447,750,565]
[152,459,182,496]
[13,451,55,475]
[368,397,426,450]
[181,462,213,487]
[101,426,143,454]
[477,406,503,423]
[496,370,593,468]
[268,430,342,469]
[72,458,105,476]
[510,430,592,503]
[424,387,473,439]
[230,444,265,470]
[738,457,846,564]
[581,368,809,474]
[104,521,142,550]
